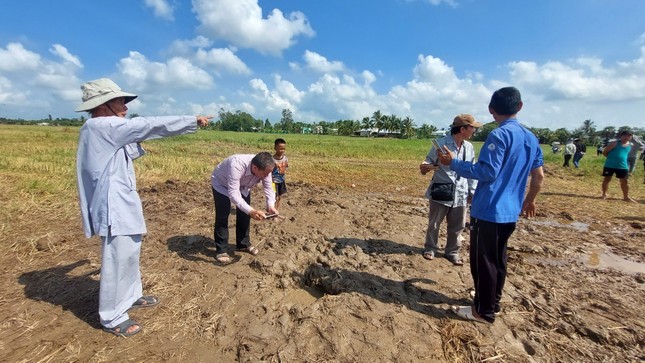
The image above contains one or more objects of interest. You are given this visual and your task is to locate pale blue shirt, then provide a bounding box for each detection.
[210,154,276,215]
[424,135,478,207]
[77,115,197,237]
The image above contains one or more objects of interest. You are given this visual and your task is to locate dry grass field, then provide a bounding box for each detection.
[1,125,644,362]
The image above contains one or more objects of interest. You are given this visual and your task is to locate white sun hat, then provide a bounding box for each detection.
[75,78,137,112]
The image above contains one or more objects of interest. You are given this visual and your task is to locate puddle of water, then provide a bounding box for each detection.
[527,248,645,275]
[579,248,645,275]
[528,219,589,232]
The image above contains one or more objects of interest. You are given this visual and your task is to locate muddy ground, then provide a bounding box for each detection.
[1,168,644,362]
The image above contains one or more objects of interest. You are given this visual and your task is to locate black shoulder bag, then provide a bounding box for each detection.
[429,146,465,202]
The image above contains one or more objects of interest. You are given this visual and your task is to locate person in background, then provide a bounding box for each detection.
[563,139,576,167]
[438,87,544,324]
[211,152,278,264]
[419,114,480,266]
[627,134,644,176]
[272,138,289,210]
[602,130,636,202]
[76,78,211,337]
[572,139,586,168]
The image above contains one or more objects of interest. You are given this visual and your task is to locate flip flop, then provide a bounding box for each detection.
[446,255,463,266]
[450,305,491,324]
[103,319,141,337]
[216,253,232,264]
[422,251,435,260]
[237,246,259,256]
[129,295,159,310]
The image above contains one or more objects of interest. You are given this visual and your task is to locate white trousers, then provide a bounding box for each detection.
[99,234,143,328]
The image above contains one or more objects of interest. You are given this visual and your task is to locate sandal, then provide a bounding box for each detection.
[103,319,141,337]
[446,255,463,266]
[451,305,491,324]
[422,251,435,260]
[129,295,159,310]
[237,246,259,256]
[216,253,232,264]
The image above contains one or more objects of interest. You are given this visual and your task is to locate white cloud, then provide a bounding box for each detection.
[168,36,213,56]
[144,0,175,20]
[192,0,315,56]
[49,44,83,68]
[0,43,41,72]
[195,48,251,76]
[117,51,213,90]
[303,50,344,73]
[508,47,645,101]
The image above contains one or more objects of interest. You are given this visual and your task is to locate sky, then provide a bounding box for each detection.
[1,0,644,131]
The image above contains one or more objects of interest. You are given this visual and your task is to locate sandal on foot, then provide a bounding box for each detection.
[451,305,491,324]
[216,253,232,264]
[237,246,259,256]
[129,295,159,310]
[446,255,463,266]
[103,319,141,337]
[422,251,435,260]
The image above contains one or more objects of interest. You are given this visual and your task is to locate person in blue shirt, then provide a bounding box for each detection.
[76,78,211,337]
[438,86,544,324]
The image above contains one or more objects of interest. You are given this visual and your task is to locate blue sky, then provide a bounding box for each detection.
[1,0,644,130]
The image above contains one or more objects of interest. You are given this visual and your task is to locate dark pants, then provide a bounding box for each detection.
[470,217,516,323]
[563,154,572,167]
[212,188,251,253]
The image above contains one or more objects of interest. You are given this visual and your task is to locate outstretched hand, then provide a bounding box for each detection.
[196,115,213,127]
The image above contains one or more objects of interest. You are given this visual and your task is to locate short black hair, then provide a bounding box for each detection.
[274,138,286,146]
[489,86,522,116]
[251,152,275,170]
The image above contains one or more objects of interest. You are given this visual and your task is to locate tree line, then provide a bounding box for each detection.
[1,111,640,145]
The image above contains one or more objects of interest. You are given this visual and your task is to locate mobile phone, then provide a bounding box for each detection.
[431,139,443,154]
[264,213,278,219]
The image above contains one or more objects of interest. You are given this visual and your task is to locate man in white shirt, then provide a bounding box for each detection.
[210,152,279,264]
[76,78,211,337]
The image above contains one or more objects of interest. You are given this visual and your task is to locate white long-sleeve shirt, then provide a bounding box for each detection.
[210,154,276,215]
[77,115,197,237]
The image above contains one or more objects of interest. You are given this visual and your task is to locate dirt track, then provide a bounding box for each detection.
[2,174,644,362]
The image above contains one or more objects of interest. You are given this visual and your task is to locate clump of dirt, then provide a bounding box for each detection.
[3,178,644,362]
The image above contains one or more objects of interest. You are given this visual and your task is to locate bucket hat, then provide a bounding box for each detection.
[75,78,137,112]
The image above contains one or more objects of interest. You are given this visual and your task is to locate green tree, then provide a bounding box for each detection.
[401,116,415,139]
[372,110,384,136]
[280,108,294,133]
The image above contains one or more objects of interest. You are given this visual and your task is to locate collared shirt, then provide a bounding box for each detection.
[424,134,477,207]
[77,115,198,237]
[210,154,276,215]
[450,119,544,223]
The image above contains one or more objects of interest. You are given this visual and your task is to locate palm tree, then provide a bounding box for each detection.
[402,116,415,139]
[361,116,374,136]
[372,110,384,136]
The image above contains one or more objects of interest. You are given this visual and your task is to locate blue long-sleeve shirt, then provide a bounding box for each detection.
[450,119,543,223]
[77,115,197,237]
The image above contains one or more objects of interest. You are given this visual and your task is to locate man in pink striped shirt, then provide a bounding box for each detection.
[211,152,278,264]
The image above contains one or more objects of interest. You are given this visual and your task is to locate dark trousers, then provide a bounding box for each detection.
[470,217,516,323]
[212,188,251,253]
[563,154,572,167]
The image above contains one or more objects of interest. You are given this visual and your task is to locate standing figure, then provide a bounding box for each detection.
[211,152,278,264]
[419,114,480,266]
[76,78,211,337]
[572,139,586,168]
[272,138,289,210]
[601,130,636,202]
[438,87,544,324]
[626,134,644,175]
[563,139,576,167]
